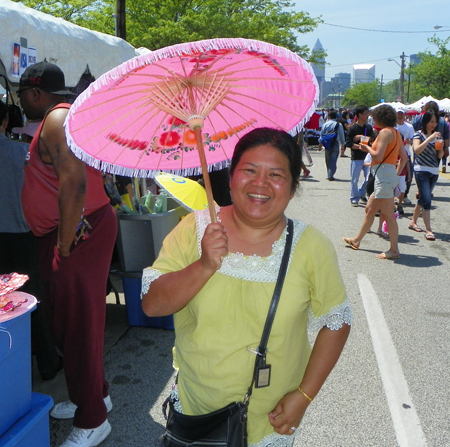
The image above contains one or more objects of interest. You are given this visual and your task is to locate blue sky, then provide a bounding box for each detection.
[293,0,450,85]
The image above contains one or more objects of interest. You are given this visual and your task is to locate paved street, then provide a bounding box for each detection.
[34,147,450,446]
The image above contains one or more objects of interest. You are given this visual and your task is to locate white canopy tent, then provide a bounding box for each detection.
[370,101,406,111]
[405,96,439,112]
[438,98,450,113]
[0,0,138,90]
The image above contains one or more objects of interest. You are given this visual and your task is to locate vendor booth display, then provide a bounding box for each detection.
[117,197,187,328]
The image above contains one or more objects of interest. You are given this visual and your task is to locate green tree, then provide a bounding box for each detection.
[408,36,450,100]
[381,80,400,103]
[13,0,323,62]
[342,81,380,108]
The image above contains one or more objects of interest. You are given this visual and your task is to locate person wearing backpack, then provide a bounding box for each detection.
[319,110,345,181]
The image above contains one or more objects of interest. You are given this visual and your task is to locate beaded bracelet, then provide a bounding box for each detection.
[297,386,313,402]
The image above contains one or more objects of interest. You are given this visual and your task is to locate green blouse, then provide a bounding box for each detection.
[142,208,351,447]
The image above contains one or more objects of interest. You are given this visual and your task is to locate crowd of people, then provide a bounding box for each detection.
[1,58,447,447]
[304,101,449,259]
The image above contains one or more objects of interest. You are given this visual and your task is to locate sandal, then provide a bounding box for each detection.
[408,224,423,233]
[425,233,435,241]
[376,252,400,260]
[343,237,359,250]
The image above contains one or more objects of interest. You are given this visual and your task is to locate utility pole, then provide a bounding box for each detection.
[116,0,126,40]
[399,52,405,103]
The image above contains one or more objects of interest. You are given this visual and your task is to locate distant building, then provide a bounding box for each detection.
[311,39,325,84]
[331,73,351,93]
[353,64,376,84]
[409,54,421,67]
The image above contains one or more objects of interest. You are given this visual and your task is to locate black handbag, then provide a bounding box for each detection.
[161,219,294,447]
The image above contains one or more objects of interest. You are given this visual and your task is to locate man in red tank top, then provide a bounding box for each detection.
[19,62,116,447]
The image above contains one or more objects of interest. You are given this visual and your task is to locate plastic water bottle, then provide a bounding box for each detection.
[144,192,152,213]
[160,189,167,213]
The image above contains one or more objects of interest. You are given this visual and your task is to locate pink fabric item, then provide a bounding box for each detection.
[65,38,319,178]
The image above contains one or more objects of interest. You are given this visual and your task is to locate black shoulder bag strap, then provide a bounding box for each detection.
[244,218,294,404]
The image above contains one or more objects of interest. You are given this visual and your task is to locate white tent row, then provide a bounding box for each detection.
[0,0,140,89]
[370,101,406,111]
[439,98,450,113]
[404,96,450,112]
[370,97,450,113]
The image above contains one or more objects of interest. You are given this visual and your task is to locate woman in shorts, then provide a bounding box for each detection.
[343,104,408,260]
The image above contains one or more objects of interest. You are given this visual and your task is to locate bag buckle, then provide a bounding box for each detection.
[247,346,267,356]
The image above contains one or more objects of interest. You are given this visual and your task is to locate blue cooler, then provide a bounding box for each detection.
[0,393,53,447]
[122,273,174,329]
[0,295,36,437]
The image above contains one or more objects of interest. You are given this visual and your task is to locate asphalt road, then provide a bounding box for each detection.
[35,148,450,447]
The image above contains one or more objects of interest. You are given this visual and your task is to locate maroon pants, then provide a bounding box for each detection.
[40,204,117,428]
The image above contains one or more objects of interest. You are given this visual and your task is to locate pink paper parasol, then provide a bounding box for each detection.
[65,38,318,222]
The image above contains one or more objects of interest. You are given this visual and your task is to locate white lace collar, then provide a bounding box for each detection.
[194,208,306,283]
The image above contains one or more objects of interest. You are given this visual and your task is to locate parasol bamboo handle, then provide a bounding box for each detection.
[193,126,217,223]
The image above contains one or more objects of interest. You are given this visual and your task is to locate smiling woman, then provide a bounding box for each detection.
[141,127,351,447]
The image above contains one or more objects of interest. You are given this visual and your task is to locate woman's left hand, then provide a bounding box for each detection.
[359,143,369,153]
[268,390,310,435]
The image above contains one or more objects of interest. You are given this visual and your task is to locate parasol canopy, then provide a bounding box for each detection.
[65,38,318,177]
[154,173,214,213]
[65,38,319,221]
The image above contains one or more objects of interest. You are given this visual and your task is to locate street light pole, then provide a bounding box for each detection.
[388,55,406,103]
[380,74,383,102]
[399,52,406,103]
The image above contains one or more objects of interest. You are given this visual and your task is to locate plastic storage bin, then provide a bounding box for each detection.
[122,273,174,329]
[0,312,33,437]
[116,198,188,272]
[0,393,53,447]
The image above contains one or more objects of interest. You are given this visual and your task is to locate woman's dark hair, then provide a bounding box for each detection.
[230,127,301,191]
[421,110,438,134]
[342,111,348,120]
[372,104,397,127]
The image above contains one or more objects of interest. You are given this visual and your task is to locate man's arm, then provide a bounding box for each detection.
[39,108,86,256]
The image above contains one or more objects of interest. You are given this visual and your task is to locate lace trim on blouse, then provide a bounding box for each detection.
[308,298,352,332]
[169,385,296,447]
[249,432,296,447]
[141,268,162,297]
[195,208,307,283]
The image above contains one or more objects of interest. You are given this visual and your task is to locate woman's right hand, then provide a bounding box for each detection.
[200,223,228,272]
[430,131,441,141]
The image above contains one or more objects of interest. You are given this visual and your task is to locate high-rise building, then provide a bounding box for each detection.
[311,39,325,84]
[353,64,376,84]
[331,73,351,92]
